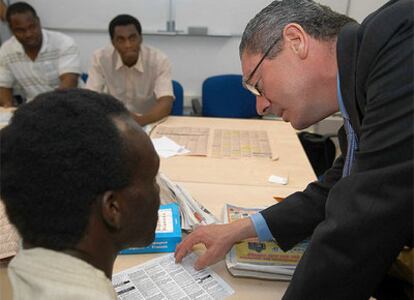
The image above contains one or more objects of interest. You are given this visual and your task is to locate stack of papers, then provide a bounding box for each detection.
[152,136,190,158]
[157,173,219,231]
[223,204,307,280]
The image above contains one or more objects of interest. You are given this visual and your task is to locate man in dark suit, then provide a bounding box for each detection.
[175,0,413,299]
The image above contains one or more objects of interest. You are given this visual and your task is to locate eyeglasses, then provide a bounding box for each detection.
[242,37,280,97]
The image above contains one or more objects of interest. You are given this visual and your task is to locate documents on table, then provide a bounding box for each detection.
[157,172,219,231]
[112,253,234,300]
[151,136,190,158]
[211,129,272,159]
[152,126,209,156]
[223,204,307,280]
[152,126,277,159]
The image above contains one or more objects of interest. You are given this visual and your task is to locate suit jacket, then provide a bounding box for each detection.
[260,0,413,298]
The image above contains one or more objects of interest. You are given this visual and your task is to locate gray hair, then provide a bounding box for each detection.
[239,0,355,58]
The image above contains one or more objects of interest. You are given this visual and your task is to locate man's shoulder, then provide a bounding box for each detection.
[142,44,169,62]
[91,44,114,63]
[0,36,20,56]
[44,29,76,47]
[359,0,413,37]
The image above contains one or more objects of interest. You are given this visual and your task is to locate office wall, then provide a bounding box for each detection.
[5,0,389,104]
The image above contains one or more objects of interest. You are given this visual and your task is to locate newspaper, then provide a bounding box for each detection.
[157,173,219,231]
[152,126,210,156]
[224,204,307,280]
[112,253,234,300]
[0,200,20,260]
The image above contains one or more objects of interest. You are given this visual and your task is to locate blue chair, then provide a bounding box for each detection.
[201,74,259,118]
[80,73,88,84]
[171,80,184,116]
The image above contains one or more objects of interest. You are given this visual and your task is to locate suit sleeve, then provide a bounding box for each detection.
[261,145,345,250]
[281,2,414,299]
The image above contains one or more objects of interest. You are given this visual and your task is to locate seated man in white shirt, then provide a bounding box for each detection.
[0,2,80,107]
[0,89,160,299]
[86,14,174,126]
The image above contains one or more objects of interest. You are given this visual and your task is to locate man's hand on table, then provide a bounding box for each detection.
[174,217,257,270]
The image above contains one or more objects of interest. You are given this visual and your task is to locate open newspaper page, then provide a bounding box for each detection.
[157,173,219,231]
[224,204,307,280]
[112,253,234,300]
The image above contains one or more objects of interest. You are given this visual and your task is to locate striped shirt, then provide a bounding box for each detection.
[0,29,81,101]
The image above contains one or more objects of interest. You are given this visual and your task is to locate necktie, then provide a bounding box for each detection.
[342,116,358,177]
[337,75,358,177]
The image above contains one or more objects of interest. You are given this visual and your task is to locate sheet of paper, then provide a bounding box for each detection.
[211,129,272,159]
[112,253,234,300]
[152,126,209,156]
[151,136,190,158]
[0,111,13,126]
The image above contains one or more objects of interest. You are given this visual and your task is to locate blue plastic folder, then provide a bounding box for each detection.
[120,203,182,254]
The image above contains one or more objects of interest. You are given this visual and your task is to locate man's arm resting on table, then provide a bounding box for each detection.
[0,88,13,107]
[175,217,257,270]
[58,73,79,89]
[132,96,174,126]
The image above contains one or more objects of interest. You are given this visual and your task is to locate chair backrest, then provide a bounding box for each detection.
[297,131,336,179]
[171,80,184,116]
[81,73,88,84]
[201,74,259,118]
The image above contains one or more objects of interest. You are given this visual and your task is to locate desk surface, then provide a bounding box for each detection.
[153,116,315,189]
[0,116,315,300]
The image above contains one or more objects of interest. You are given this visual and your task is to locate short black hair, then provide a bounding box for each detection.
[0,89,132,250]
[6,1,38,24]
[109,14,142,39]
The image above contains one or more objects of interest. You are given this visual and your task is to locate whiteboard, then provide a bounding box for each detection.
[175,0,274,35]
[175,0,349,35]
[17,0,349,35]
[19,0,168,32]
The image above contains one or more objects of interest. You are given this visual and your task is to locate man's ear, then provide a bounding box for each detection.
[283,23,308,59]
[99,191,122,230]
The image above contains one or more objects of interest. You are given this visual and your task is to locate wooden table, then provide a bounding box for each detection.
[0,116,316,300]
[113,116,315,299]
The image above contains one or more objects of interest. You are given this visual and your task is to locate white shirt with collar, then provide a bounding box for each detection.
[86,44,174,114]
[0,29,81,101]
[8,247,117,300]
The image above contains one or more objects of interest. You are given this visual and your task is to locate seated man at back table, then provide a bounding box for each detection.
[86,14,174,126]
[0,2,80,107]
[1,89,160,299]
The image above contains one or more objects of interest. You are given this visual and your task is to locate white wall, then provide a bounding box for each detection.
[4,0,390,105]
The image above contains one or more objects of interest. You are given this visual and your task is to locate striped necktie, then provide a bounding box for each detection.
[337,75,358,177]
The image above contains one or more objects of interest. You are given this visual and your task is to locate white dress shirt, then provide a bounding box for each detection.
[86,44,174,114]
